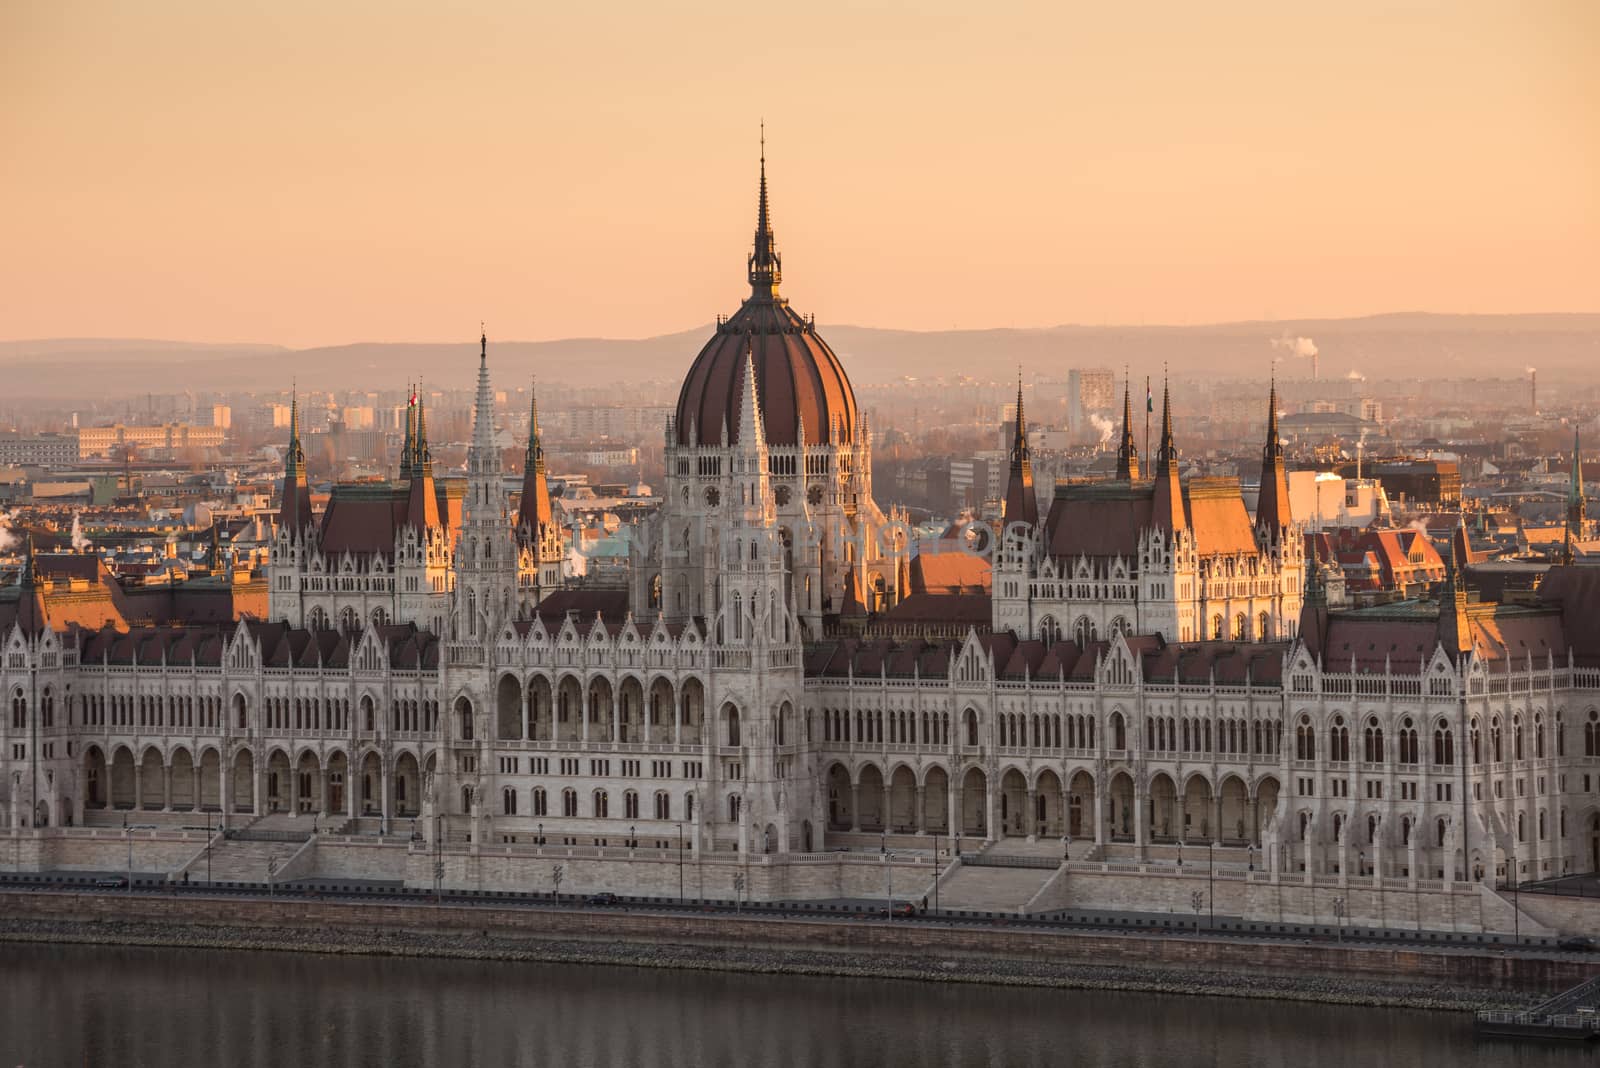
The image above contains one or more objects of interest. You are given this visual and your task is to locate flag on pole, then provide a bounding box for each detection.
[1146,382,1153,413]
[409,390,418,407]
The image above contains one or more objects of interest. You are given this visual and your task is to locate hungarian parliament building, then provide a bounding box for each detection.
[4,158,1598,900]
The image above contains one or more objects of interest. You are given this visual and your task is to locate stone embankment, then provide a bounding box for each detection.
[0,892,1590,1013]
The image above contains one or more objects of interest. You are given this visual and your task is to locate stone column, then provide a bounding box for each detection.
[1213,792,1223,846]
[949,786,962,840]
[581,689,590,744]
[161,765,172,811]
[882,783,891,834]
[674,693,683,746]
[220,757,231,822]
[133,768,143,812]
[985,777,997,842]
[914,786,926,835]
[1133,778,1147,854]
[1026,789,1038,841]
[289,763,300,815]
[191,767,201,812]
[1093,785,1105,847]
[524,688,533,742]
[850,783,861,832]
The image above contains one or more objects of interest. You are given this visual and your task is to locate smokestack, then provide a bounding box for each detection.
[1530,368,1537,415]
[1313,351,1319,381]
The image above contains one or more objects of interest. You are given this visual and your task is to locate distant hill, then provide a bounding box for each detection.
[2,313,1596,396]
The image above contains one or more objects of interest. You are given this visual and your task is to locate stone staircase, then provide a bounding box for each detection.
[199,836,307,885]
[937,862,1059,913]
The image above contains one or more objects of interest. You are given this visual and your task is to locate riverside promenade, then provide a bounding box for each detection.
[2,882,1594,1013]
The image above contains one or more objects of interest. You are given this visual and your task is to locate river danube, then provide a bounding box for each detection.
[0,944,1588,1067]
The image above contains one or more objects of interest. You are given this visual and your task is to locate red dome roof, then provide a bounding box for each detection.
[673,152,858,448]
[675,299,857,448]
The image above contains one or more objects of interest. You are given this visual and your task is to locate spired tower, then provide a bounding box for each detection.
[451,331,518,647]
[515,380,563,614]
[644,143,905,637]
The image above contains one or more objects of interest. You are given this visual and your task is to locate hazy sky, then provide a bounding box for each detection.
[2,1,1595,347]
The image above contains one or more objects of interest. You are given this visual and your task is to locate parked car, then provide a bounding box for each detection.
[1557,936,1596,952]
[880,902,916,918]
[585,892,619,907]
[94,877,128,889]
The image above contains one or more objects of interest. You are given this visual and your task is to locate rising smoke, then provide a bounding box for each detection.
[70,512,91,552]
[1088,413,1115,448]
[1271,335,1319,360]
[0,510,16,552]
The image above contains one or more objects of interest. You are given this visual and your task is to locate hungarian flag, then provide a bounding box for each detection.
[1146,382,1153,413]
[409,390,418,408]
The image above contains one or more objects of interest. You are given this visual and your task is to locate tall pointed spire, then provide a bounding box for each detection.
[400,381,417,480]
[1150,370,1186,533]
[278,387,313,534]
[414,386,432,477]
[470,326,497,464]
[1003,370,1038,528]
[1564,427,1585,565]
[1155,373,1177,473]
[1440,522,1471,656]
[747,124,782,300]
[736,341,767,454]
[1255,375,1292,537]
[517,377,552,535]
[1115,369,1140,480]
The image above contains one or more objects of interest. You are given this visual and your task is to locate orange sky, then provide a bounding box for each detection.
[1,1,1595,348]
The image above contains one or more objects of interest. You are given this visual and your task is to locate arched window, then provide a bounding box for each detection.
[1111,711,1126,751]
[723,704,741,747]
[1399,718,1418,765]
[502,787,517,815]
[1330,716,1349,762]
[1587,712,1599,757]
[1513,715,1524,761]
[624,790,639,820]
[1470,718,1481,764]
[1212,614,1224,640]
[456,696,474,741]
[1491,716,1503,762]
[1534,713,1545,759]
[532,787,547,816]
[593,789,609,818]
[1233,613,1248,641]
[1434,721,1454,766]
[685,792,695,821]
[1039,617,1061,647]
[1364,718,1384,763]
[728,794,741,823]
[654,791,670,820]
[1436,818,1447,848]
[1295,715,1315,761]
[1257,612,1271,641]
[562,788,577,817]
[965,709,979,747]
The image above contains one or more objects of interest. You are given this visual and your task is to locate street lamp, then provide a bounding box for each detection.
[932,830,941,913]
[629,824,636,850]
[1207,842,1215,926]
[1063,834,1071,869]
[677,821,685,904]
[1248,843,1255,872]
[537,822,544,847]
[1191,889,1204,931]
[552,862,564,904]
[884,851,895,916]
[206,809,213,885]
[123,812,132,894]
[1332,896,1346,942]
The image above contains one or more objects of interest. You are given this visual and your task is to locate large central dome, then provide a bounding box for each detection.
[673,155,858,448]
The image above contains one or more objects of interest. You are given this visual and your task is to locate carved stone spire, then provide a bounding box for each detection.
[1115,370,1140,480]
[1003,371,1037,528]
[747,126,782,300]
[1255,375,1292,538]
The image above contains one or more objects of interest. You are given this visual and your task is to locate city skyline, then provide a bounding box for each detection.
[3,1,1597,349]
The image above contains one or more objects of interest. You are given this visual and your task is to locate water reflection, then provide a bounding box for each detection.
[0,944,1588,1067]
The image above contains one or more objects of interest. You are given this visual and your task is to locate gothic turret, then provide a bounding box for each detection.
[1150,376,1186,533]
[1115,372,1140,481]
[1564,428,1586,565]
[403,388,440,531]
[1002,373,1038,529]
[1254,377,1292,540]
[516,381,552,537]
[453,329,516,643]
[278,391,314,536]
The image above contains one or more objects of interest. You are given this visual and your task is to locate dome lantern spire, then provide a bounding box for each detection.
[748,123,782,299]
